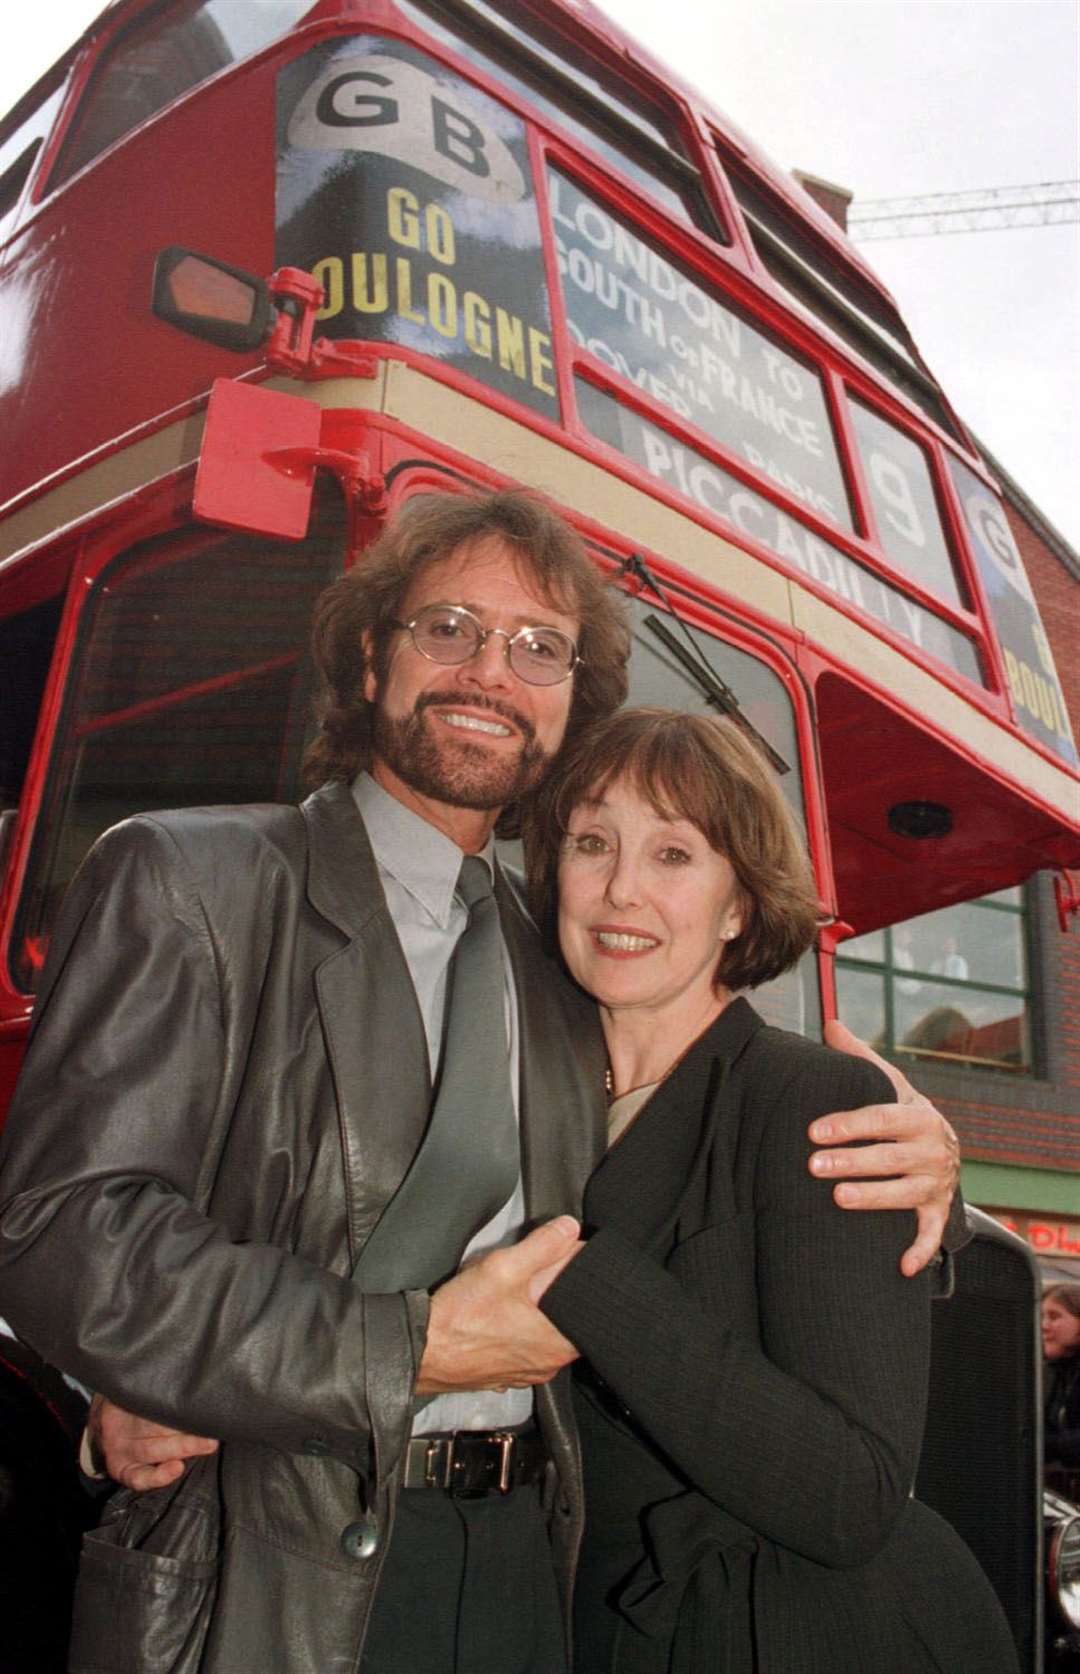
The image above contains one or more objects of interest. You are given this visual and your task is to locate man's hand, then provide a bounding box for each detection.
[810,1020,961,1278]
[417,1218,583,1395]
[84,1221,584,1478]
[86,1391,218,1492]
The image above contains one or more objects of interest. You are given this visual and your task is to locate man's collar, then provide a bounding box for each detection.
[352,772,495,925]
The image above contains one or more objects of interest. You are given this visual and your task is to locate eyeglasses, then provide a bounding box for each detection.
[391,604,580,687]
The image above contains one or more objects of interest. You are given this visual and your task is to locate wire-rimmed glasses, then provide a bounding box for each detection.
[391,604,580,686]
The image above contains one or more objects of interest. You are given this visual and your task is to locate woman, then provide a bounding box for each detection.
[1042,1283,1080,1489]
[524,708,1017,1674]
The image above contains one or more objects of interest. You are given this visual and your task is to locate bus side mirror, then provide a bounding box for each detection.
[152,248,271,352]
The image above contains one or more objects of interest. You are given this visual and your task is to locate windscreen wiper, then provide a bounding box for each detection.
[621,553,791,776]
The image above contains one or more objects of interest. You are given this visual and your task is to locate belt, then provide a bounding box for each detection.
[402,1430,548,1497]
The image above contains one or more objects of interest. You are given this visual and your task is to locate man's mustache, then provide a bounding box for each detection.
[414,689,537,745]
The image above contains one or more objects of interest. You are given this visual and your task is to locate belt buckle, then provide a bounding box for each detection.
[422,1437,448,1490]
[447,1431,514,1498]
[495,1431,513,1494]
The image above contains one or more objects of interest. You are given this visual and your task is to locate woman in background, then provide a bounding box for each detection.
[1043,1282,1080,1493]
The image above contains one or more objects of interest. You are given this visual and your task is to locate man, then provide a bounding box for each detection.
[0,490,959,1674]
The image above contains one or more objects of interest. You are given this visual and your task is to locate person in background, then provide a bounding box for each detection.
[1043,1283,1080,1496]
[932,935,969,981]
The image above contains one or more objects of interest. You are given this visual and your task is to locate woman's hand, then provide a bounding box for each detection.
[809,1021,961,1277]
[84,1391,218,1492]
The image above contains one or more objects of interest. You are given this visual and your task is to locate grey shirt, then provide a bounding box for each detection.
[352,774,531,1432]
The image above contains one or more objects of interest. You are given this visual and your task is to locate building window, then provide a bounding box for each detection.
[836,888,1031,1074]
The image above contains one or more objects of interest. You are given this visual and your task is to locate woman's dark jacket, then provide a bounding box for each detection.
[1045,1353,1080,1470]
[543,998,1018,1674]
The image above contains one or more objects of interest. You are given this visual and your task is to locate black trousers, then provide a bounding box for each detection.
[360,1485,567,1674]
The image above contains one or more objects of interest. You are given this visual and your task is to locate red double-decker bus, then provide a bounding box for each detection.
[1,0,1077,1664]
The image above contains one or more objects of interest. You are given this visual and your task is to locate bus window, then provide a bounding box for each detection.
[838,894,1032,1075]
[9,501,344,993]
[0,594,62,817]
[718,155,965,442]
[396,0,720,234]
[549,167,854,536]
[945,453,1076,766]
[277,34,560,420]
[620,591,820,1038]
[47,0,317,191]
[0,83,65,238]
[424,0,676,150]
[575,382,983,685]
[847,397,966,609]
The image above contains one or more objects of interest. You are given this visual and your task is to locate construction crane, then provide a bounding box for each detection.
[847,180,1080,241]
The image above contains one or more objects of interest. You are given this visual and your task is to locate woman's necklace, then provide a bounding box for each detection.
[605,1074,662,1147]
[604,1000,730,1106]
[604,1033,702,1106]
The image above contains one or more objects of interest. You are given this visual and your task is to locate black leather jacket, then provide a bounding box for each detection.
[0,783,605,1672]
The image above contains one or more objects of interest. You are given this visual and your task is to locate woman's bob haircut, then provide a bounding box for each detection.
[524,707,822,993]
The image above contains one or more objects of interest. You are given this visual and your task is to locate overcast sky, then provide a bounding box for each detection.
[4,0,1078,548]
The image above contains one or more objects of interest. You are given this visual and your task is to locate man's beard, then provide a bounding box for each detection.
[372,690,551,810]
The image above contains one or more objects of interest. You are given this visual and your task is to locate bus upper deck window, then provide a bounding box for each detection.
[847,397,966,610]
[0,82,65,238]
[719,152,964,442]
[395,0,724,239]
[47,0,317,191]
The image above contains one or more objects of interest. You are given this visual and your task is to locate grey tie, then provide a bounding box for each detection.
[354,856,519,1291]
